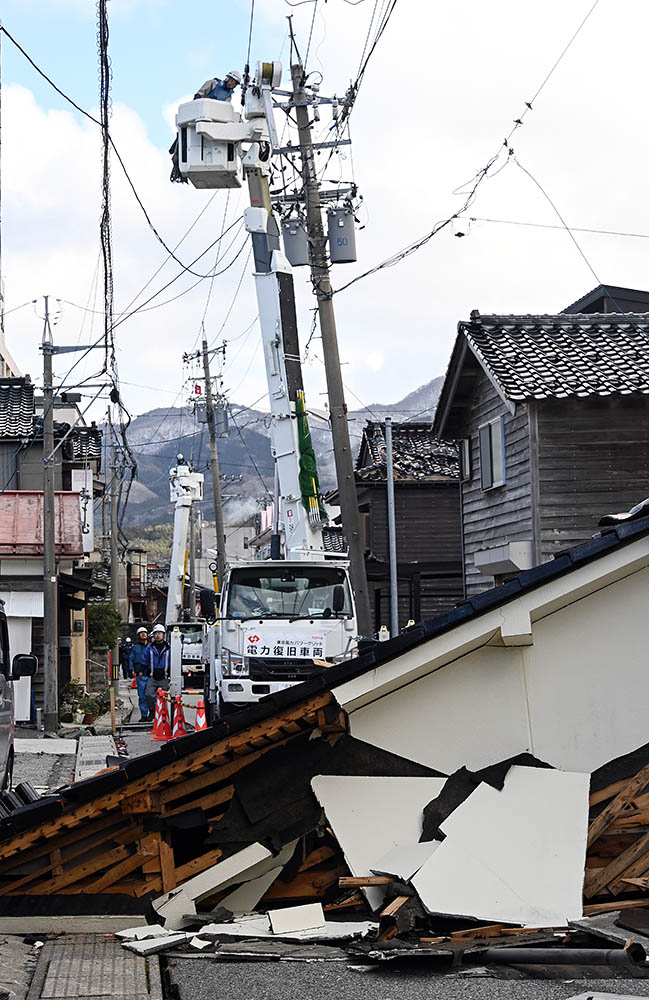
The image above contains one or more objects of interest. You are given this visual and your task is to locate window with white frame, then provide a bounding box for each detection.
[479,416,506,490]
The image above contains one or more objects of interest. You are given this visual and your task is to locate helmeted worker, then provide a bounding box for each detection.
[194,70,241,102]
[131,626,150,722]
[119,637,133,680]
[144,624,171,719]
[170,70,242,183]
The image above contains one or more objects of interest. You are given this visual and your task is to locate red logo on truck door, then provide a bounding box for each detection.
[248,635,260,643]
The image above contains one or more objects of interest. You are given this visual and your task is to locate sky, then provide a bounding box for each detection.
[2,0,649,422]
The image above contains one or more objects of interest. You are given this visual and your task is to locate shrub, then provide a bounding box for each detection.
[88,602,121,649]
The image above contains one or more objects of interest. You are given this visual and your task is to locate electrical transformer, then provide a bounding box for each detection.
[327,207,357,263]
[281,216,310,266]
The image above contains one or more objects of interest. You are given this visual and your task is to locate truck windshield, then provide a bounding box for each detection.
[179,627,203,645]
[227,567,352,620]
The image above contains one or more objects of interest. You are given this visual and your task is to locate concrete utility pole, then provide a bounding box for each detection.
[188,504,197,617]
[110,422,120,697]
[290,61,372,636]
[42,297,58,733]
[201,339,226,589]
[385,416,399,638]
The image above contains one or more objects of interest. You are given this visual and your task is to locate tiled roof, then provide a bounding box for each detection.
[322,525,347,554]
[356,421,458,482]
[460,311,649,402]
[66,425,102,465]
[0,379,34,437]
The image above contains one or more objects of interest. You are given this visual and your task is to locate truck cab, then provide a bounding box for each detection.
[210,559,357,713]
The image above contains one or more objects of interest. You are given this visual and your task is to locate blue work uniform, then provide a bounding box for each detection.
[132,639,150,720]
[144,640,171,718]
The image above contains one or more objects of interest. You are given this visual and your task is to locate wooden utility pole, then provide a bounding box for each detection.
[42,296,58,733]
[290,61,372,636]
[202,339,226,589]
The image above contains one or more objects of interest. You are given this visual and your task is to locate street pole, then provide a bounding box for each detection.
[202,338,226,589]
[109,421,120,698]
[189,503,197,618]
[290,61,372,636]
[384,417,399,638]
[42,296,58,733]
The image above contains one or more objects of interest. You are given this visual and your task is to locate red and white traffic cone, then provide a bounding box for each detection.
[195,698,207,732]
[171,695,187,739]
[150,690,171,742]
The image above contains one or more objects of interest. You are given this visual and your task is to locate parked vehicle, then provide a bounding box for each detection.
[0,600,38,789]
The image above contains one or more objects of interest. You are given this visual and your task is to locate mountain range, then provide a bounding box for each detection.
[123,375,444,529]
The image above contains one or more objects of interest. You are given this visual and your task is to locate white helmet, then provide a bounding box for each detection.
[152,624,166,635]
[136,626,148,636]
[226,70,242,85]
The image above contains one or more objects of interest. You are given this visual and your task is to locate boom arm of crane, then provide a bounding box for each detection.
[165,460,204,625]
[175,61,327,561]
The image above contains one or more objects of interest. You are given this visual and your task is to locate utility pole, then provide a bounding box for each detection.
[202,339,226,589]
[188,504,197,617]
[384,416,399,638]
[109,421,120,699]
[290,61,372,636]
[42,296,58,733]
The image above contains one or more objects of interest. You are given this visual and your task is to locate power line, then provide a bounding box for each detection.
[333,0,601,296]
[0,23,232,281]
[467,216,649,241]
[228,404,271,494]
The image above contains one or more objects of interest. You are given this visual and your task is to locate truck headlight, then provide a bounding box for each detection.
[221,651,249,677]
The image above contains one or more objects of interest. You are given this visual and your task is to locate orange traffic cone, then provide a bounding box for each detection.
[195,698,207,732]
[171,695,187,739]
[130,676,137,689]
[150,690,171,742]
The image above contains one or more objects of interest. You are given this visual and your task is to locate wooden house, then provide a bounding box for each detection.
[433,285,649,595]
[352,421,462,630]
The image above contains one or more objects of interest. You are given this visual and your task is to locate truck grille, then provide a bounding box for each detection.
[248,657,325,682]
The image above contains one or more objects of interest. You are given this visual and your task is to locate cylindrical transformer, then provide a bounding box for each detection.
[282,217,310,267]
[327,207,357,263]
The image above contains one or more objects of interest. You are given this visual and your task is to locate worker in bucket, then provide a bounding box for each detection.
[170,70,242,182]
[144,624,171,720]
[131,626,150,722]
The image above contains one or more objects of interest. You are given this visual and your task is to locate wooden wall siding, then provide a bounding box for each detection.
[362,484,462,565]
[461,371,533,596]
[536,396,649,558]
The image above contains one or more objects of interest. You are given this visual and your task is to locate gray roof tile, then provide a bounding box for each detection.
[0,380,34,437]
[356,421,458,482]
[461,311,649,401]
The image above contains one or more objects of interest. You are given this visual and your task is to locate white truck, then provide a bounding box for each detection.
[174,61,360,719]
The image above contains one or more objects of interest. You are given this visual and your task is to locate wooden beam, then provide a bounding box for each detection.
[324,890,364,912]
[298,847,335,872]
[590,779,628,808]
[121,791,162,815]
[163,784,234,819]
[339,876,391,888]
[158,835,177,893]
[587,762,649,847]
[27,845,131,895]
[175,849,223,883]
[87,850,155,893]
[262,866,346,902]
[584,829,649,898]
[584,898,649,915]
[381,895,409,918]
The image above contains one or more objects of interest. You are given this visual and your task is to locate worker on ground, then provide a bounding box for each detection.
[119,637,133,680]
[170,70,242,182]
[144,624,171,720]
[131,626,150,722]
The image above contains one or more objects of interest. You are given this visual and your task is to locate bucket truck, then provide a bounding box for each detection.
[174,61,359,718]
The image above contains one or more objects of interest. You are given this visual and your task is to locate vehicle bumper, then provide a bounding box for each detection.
[220,678,299,703]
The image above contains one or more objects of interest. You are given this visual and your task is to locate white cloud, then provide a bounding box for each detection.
[5,0,649,423]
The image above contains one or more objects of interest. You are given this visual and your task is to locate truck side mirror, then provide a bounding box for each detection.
[12,653,37,679]
[332,585,345,614]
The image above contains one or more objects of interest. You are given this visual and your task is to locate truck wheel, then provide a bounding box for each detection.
[2,749,14,792]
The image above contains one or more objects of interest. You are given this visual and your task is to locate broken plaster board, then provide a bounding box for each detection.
[153,842,272,929]
[200,915,376,942]
[122,933,188,955]
[216,840,298,915]
[311,775,446,909]
[115,924,170,941]
[268,903,325,935]
[370,842,440,882]
[412,766,590,926]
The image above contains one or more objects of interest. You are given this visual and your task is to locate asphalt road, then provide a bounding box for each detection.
[166,960,649,1000]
